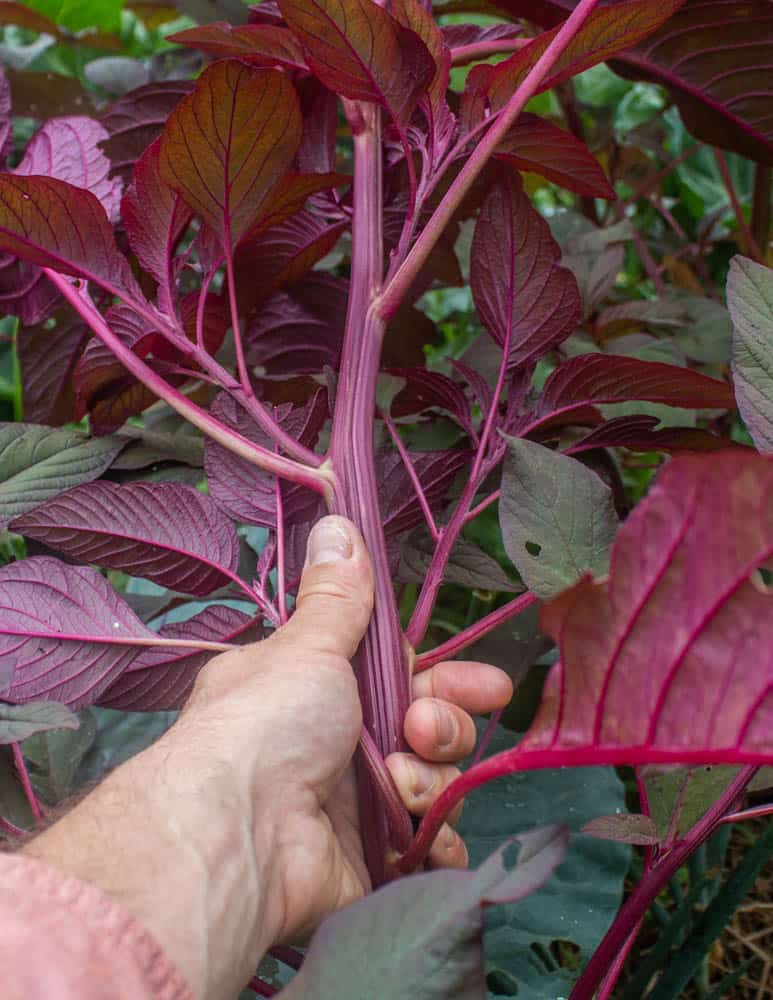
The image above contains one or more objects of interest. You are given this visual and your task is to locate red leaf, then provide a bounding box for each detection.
[168,22,307,69]
[0,175,145,305]
[379,450,471,536]
[570,415,744,455]
[0,2,63,35]
[470,173,580,370]
[245,272,345,376]
[526,452,773,755]
[495,113,615,199]
[0,557,159,708]
[159,61,302,250]
[11,482,240,597]
[180,291,230,356]
[205,390,327,528]
[99,81,193,180]
[244,170,349,240]
[0,69,13,168]
[387,367,474,436]
[98,605,260,711]
[17,313,86,425]
[612,0,773,165]
[523,353,736,435]
[122,138,190,314]
[391,0,451,130]
[278,0,435,125]
[234,210,347,314]
[464,0,684,124]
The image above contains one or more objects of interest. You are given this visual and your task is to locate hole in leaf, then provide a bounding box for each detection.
[525,541,542,557]
[750,567,773,594]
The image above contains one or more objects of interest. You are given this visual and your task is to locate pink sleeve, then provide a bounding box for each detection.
[0,854,194,1000]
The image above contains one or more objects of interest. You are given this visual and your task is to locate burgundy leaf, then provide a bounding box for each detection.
[14,117,123,222]
[205,390,327,528]
[387,368,474,436]
[159,61,302,250]
[379,449,470,536]
[11,482,241,597]
[441,22,524,50]
[391,0,451,135]
[179,291,230,356]
[17,313,87,425]
[0,256,59,328]
[495,113,615,200]
[470,173,580,371]
[243,170,350,240]
[524,451,773,755]
[98,605,260,711]
[297,79,339,174]
[611,0,773,164]
[463,0,684,125]
[278,0,435,125]
[0,557,160,708]
[235,210,347,314]
[245,272,346,375]
[0,175,146,306]
[99,81,194,180]
[570,415,743,455]
[522,353,736,435]
[168,22,307,70]
[121,138,191,314]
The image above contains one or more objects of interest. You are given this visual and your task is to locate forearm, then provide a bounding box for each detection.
[21,720,281,1000]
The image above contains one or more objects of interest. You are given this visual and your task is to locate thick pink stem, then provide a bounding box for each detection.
[399,752,764,873]
[450,38,528,66]
[595,920,642,1000]
[44,270,333,500]
[414,592,537,670]
[378,0,603,321]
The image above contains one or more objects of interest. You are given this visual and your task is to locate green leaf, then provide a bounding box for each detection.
[499,436,618,599]
[399,531,522,593]
[0,424,123,527]
[22,0,123,32]
[457,724,629,1000]
[0,746,35,831]
[0,701,79,744]
[727,255,773,453]
[282,828,568,1000]
[23,709,97,803]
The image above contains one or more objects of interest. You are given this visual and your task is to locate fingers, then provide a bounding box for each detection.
[278,516,374,660]
[386,753,464,824]
[412,661,513,715]
[428,824,468,869]
[403,697,478,762]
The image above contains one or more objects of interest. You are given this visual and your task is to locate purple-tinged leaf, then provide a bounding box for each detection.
[570,415,743,455]
[400,531,521,593]
[526,451,773,754]
[297,79,339,174]
[284,828,567,1000]
[552,214,632,318]
[391,0,451,137]
[99,81,193,180]
[495,113,615,200]
[179,291,230,356]
[523,353,736,436]
[243,170,349,240]
[470,174,580,371]
[16,313,87,425]
[245,273,345,376]
[205,390,327,528]
[379,449,470,536]
[98,605,260,711]
[0,701,80,745]
[121,138,190,314]
[11,482,241,597]
[0,424,123,528]
[234,210,347,314]
[278,0,435,125]
[581,813,659,846]
[0,68,11,169]
[500,436,619,599]
[0,255,58,327]
[14,117,123,222]
[464,0,685,125]
[441,22,523,50]
[0,557,161,708]
[727,255,773,453]
[167,22,307,69]
[0,175,146,305]
[387,367,474,437]
[159,62,302,251]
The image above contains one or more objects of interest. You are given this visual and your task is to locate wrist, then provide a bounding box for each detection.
[22,723,282,999]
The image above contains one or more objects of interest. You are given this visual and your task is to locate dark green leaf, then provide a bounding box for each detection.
[728,255,773,453]
[0,701,79,744]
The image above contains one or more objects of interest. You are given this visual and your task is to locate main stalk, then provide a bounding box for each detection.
[329,104,411,884]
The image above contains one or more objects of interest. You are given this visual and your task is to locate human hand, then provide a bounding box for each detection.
[181,515,513,950]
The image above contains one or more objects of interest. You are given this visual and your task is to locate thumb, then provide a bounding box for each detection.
[278,515,374,660]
